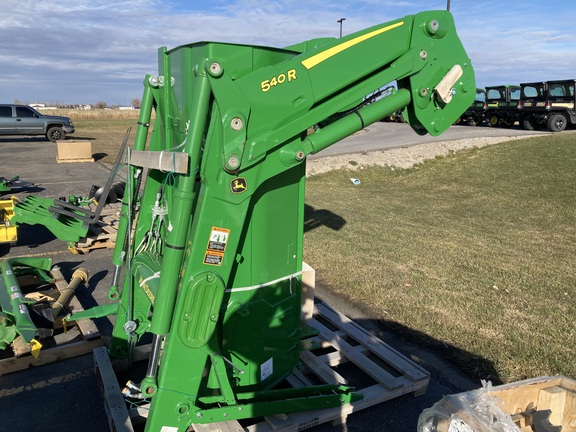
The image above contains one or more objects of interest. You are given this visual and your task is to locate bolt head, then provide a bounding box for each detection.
[227,155,240,169]
[209,62,222,76]
[230,117,243,131]
[148,76,160,87]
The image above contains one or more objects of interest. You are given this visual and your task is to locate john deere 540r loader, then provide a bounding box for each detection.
[6,9,475,432]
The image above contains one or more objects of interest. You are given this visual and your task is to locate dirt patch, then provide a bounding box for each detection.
[306,135,528,176]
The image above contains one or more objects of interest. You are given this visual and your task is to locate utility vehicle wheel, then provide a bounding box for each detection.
[46,126,65,142]
[467,117,479,126]
[488,115,499,127]
[547,114,566,132]
[503,117,515,127]
[522,118,534,131]
[454,116,461,125]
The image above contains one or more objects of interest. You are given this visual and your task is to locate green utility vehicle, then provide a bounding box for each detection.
[485,84,521,127]
[458,87,486,125]
[519,79,576,132]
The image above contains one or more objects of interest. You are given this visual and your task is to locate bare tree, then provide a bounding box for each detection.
[94,101,108,109]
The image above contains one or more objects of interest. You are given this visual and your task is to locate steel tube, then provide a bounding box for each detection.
[150,65,212,335]
[306,89,411,155]
[51,268,89,318]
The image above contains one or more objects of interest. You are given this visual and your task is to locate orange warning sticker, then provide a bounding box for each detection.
[204,251,224,266]
[204,227,229,266]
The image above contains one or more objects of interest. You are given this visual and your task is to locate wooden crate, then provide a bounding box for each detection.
[419,375,576,432]
[0,267,103,375]
[56,140,94,163]
[94,303,430,432]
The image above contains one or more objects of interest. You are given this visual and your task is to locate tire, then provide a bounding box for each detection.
[522,117,534,131]
[467,117,479,126]
[503,117,515,127]
[547,113,567,132]
[487,115,499,127]
[46,126,65,142]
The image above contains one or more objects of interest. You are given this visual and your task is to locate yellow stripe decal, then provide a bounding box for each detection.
[301,21,404,70]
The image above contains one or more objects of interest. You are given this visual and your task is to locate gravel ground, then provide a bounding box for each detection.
[306,134,529,175]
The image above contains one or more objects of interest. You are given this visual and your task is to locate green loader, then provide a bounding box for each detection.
[3,9,475,432]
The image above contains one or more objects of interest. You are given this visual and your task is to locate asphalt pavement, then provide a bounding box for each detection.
[0,125,508,432]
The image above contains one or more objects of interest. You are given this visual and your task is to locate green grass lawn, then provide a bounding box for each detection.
[73,118,142,162]
[304,132,576,384]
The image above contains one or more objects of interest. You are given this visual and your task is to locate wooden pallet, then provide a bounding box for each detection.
[73,203,121,253]
[94,302,430,432]
[0,267,103,375]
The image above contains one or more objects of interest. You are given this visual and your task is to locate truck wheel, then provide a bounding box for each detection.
[46,126,65,142]
[547,114,567,132]
[487,115,499,127]
[522,117,534,130]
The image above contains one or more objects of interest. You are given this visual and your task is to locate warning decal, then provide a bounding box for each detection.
[207,227,230,252]
[204,252,224,266]
[204,227,230,266]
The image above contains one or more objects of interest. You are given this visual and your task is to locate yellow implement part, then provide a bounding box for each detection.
[0,196,17,244]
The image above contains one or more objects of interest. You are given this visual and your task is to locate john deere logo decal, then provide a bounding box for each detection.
[230,177,247,194]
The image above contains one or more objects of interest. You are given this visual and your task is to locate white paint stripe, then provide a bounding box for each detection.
[225,272,302,293]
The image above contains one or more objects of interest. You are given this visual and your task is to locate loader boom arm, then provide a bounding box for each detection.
[82,10,474,432]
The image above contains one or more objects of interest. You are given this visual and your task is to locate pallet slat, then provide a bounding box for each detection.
[94,346,136,432]
[314,303,429,383]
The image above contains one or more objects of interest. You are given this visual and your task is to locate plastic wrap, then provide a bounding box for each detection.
[418,380,521,432]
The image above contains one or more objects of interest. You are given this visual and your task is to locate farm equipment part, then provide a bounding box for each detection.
[10,131,130,244]
[485,84,521,127]
[0,177,16,195]
[15,9,474,432]
[0,256,88,350]
[0,175,34,196]
[519,79,576,132]
[0,196,17,245]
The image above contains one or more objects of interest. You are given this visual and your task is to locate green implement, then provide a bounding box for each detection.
[68,10,474,431]
[0,257,53,348]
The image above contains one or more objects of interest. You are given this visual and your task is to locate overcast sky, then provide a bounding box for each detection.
[2,0,575,106]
